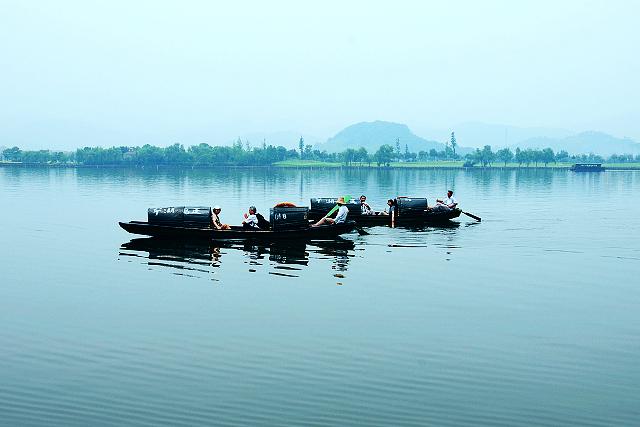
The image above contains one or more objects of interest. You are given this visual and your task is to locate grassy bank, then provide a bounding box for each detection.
[4,160,640,170]
[272,159,343,167]
[273,160,640,169]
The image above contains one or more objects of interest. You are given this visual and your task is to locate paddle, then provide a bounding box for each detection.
[321,195,369,236]
[355,225,369,235]
[320,207,368,235]
[461,210,482,222]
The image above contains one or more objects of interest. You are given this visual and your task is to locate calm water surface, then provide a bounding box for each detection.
[1,167,639,426]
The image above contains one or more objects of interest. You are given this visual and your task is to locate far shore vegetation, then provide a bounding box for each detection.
[3,134,640,169]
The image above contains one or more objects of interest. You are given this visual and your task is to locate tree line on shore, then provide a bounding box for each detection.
[1,137,638,167]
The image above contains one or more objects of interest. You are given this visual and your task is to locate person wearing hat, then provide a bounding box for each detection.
[211,205,231,230]
[312,196,349,227]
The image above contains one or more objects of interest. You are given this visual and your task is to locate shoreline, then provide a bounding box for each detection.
[1,161,639,171]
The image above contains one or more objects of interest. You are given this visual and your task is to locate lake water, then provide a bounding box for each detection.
[1,166,639,426]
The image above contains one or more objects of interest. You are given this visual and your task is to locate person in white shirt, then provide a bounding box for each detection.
[242,206,260,229]
[313,197,349,226]
[359,195,373,215]
[435,190,458,209]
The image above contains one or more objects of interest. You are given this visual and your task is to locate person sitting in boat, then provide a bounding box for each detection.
[255,209,270,229]
[312,196,349,227]
[359,195,374,215]
[211,205,231,230]
[383,199,396,216]
[435,190,458,210]
[242,206,260,229]
[242,206,270,230]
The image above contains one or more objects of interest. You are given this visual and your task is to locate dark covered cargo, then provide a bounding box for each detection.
[396,197,429,216]
[269,207,310,230]
[310,197,362,219]
[183,207,213,226]
[148,206,211,226]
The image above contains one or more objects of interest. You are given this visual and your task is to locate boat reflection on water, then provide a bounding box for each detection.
[393,221,462,233]
[119,237,356,280]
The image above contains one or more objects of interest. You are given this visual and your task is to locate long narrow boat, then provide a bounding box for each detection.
[352,208,462,226]
[309,197,461,226]
[119,220,357,240]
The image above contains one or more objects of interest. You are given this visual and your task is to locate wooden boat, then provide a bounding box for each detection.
[351,208,462,226]
[309,197,461,226]
[119,220,357,240]
[570,163,604,172]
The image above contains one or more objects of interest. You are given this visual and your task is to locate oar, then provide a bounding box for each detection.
[323,197,369,235]
[326,204,369,235]
[461,210,481,222]
[355,225,369,235]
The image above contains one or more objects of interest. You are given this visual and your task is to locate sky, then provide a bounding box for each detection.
[1,0,638,149]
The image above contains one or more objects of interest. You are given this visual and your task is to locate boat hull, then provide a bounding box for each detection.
[309,208,461,226]
[119,221,357,240]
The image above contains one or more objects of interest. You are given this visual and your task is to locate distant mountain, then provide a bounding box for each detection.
[321,121,469,154]
[416,121,574,149]
[517,131,640,156]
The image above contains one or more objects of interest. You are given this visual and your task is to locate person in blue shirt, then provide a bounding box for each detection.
[312,196,349,226]
[383,198,397,226]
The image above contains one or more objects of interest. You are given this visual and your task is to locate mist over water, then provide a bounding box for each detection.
[1,167,639,426]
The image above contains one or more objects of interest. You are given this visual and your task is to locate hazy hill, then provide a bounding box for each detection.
[418,122,640,156]
[417,122,574,149]
[322,121,460,154]
[518,131,640,156]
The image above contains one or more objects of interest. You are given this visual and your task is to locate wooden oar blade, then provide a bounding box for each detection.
[355,226,369,235]
[462,211,481,222]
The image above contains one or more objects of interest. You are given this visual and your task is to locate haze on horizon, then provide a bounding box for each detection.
[1,0,638,150]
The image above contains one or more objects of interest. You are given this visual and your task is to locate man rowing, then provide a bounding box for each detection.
[436,190,458,209]
[427,190,458,212]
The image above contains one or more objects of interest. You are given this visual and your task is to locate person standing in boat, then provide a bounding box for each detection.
[436,190,458,210]
[211,205,231,230]
[312,196,349,226]
[359,195,373,215]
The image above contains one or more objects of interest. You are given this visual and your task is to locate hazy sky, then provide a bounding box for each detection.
[1,0,638,149]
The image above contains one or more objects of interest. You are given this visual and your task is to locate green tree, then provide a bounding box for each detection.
[496,147,513,166]
[356,147,369,165]
[341,148,357,166]
[480,145,495,167]
[541,148,555,167]
[515,147,523,166]
[165,143,190,164]
[375,144,394,166]
[299,136,305,159]
[2,146,21,162]
[450,132,457,157]
[555,150,569,163]
[304,144,313,159]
